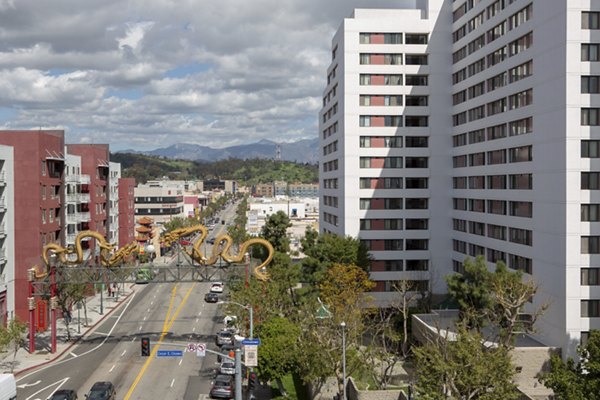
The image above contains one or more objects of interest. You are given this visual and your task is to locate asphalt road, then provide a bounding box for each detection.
[17,203,240,400]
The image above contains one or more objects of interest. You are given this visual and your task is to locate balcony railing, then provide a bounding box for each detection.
[79,212,91,222]
[0,248,6,261]
[80,175,91,184]
[65,174,80,183]
[0,223,5,237]
[66,233,77,244]
[66,214,78,224]
[0,171,5,184]
[0,197,5,210]
[79,193,90,203]
[66,194,79,203]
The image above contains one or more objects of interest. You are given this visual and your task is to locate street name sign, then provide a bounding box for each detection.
[157,350,183,357]
[242,338,261,345]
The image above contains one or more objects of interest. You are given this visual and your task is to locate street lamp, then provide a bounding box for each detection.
[341,321,347,400]
[217,301,254,339]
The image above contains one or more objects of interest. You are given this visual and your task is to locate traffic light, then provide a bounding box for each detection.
[141,337,150,357]
[248,372,257,391]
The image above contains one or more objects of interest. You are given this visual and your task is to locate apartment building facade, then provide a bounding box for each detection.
[0,145,15,323]
[118,178,136,247]
[321,0,600,357]
[134,181,185,224]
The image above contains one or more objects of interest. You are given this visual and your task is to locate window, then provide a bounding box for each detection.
[384,219,403,230]
[453,218,467,232]
[582,140,600,157]
[509,255,532,274]
[488,200,507,215]
[405,54,428,65]
[487,124,506,140]
[487,21,505,43]
[487,72,507,92]
[453,90,467,105]
[469,176,485,189]
[41,209,46,224]
[405,177,428,189]
[453,46,468,63]
[509,227,532,245]
[453,111,467,126]
[41,161,46,176]
[469,221,485,236]
[488,46,507,66]
[384,240,403,251]
[581,300,600,317]
[405,33,428,44]
[582,172,600,189]
[405,136,428,147]
[453,239,467,254]
[453,155,467,168]
[384,157,403,168]
[406,259,428,270]
[487,248,506,263]
[468,82,485,99]
[468,105,485,121]
[453,133,467,147]
[582,204,600,221]
[582,44,600,61]
[488,174,506,189]
[384,178,403,189]
[581,268,600,285]
[488,224,506,240]
[487,0,504,19]
[582,76,600,93]
[583,236,600,254]
[487,98,506,116]
[405,157,428,168]
[468,58,486,77]
[359,116,371,127]
[405,198,428,209]
[509,4,532,30]
[509,89,533,109]
[509,117,533,136]
[509,145,532,162]
[469,152,485,166]
[509,32,533,56]
[583,12,600,29]
[406,239,428,250]
[454,177,467,189]
[385,198,403,208]
[510,201,533,218]
[406,219,428,230]
[384,260,403,272]
[582,108,600,125]
[405,75,428,86]
[469,198,485,213]
[509,173,532,189]
[405,116,428,127]
[468,35,486,54]
[359,199,371,210]
[454,198,467,211]
[405,95,428,106]
[469,129,485,144]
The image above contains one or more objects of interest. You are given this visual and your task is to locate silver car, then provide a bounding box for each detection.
[219,361,235,375]
[216,330,234,346]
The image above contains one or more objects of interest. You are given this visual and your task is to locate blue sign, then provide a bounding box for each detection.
[242,338,261,345]
[157,350,183,357]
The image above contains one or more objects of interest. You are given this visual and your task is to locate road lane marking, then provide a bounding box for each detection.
[192,327,196,332]
[125,284,196,400]
[24,377,69,400]
[143,316,147,321]
[151,301,154,305]
[121,350,127,356]
[179,359,182,366]
[70,352,77,357]
[170,378,175,387]
[138,325,142,331]
[17,380,40,389]
[196,318,199,323]
[94,331,110,336]
[131,337,135,342]
[109,365,116,372]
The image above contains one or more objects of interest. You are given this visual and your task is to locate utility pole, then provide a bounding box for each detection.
[235,348,242,400]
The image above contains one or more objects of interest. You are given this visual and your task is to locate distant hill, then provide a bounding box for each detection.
[118,138,319,164]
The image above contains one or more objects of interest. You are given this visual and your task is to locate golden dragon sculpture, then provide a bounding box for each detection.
[188,234,274,281]
[159,224,208,248]
[42,230,115,267]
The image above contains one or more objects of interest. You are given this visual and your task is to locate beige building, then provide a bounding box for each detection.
[134,181,184,224]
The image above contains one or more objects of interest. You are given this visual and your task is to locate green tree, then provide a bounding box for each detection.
[0,318,27,372]
[538,330,600,399]
[256,317,301,395]
[260,211,292,253]
[446,256,493,330]
[414,325,519,399]
[56,269,89,341]
[301,232,371,286]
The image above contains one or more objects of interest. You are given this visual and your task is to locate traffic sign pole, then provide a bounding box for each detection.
[235,348,242,400]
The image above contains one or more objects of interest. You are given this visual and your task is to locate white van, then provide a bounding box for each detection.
[0,374,16,400]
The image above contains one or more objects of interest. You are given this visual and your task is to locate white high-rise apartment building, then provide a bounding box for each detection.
[320,0,600,357]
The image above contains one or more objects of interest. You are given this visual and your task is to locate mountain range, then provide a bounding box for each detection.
[118,138,319,164]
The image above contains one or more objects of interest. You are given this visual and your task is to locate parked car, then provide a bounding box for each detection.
[50,389,78,400]
[217,343,241,362]
[0,374,16,400]
[219,361,236,375]
[210,282,224,293]
[207,237,216,245]
[210,374,234,399]
[216,330,234,346]
[85,381,115,400]
[205,292,219,303]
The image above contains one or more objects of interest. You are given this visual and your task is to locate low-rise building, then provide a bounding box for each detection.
[134,181,184,224]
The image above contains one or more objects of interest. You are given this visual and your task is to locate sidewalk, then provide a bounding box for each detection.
[0,284,136,376]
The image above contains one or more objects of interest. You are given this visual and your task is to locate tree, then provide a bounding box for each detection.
[446,256,493,330]
[260,211,292,253]
[538,330,600,399]
[414,324,519,399]
[56,269,89,341]
[256,317,301,395]
[301,232,371,287]
[0,318,27,372]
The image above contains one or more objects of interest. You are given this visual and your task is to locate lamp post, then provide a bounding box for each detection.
[217,301,253,339]
[341,321,347,400]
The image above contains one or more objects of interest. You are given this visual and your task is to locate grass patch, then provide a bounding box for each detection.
[270,374,310,400]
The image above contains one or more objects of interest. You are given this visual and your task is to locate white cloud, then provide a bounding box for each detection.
[0,0,403,151]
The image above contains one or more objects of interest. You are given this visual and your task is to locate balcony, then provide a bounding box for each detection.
[79,212,91,222]
[66,233,77,244]
[65,174,80,183]
[80,175,91,185]
[79,193,90,203]
[0,223,5,238]
[0,248,6,262]
[66,193,79,203]
[66,214,78,225]
[0,197,5,211]
[0,171,5,186]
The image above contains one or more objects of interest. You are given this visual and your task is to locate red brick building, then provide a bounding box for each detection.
[0,130,65,322]
[118,177,136,247]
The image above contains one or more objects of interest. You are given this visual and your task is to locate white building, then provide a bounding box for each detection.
[64,153,91,247]
[108,162,120,245]
[0,145,15,321]
[134,181,185,224]
[321,0,600,358]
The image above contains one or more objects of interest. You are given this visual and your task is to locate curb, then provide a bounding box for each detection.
[14,288,136,377]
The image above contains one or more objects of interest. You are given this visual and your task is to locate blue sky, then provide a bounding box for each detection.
[0,0,404,151]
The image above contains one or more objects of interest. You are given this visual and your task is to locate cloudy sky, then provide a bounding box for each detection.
[0,0,406,151]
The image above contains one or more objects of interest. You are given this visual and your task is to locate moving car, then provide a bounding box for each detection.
[135,267,154,284]
[85,381,115,400]
[210,282,224,293]
[205,292,219,303]
[50,389,78,400]
[0,374,16,400]
[219,361,236,375]
[207,237,216,245]
[210,374,234,399]
[216,329,234,346]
